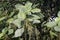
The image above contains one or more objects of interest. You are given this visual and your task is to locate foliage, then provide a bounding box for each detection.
[0,1,44,40]
[0,0,60,40]
[45,11,60,32]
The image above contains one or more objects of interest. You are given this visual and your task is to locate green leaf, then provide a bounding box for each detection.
[55,17,60,23]
[18,12,26,20]
[15,4,24,10]
[26,12,31,15]
[0,16,6,21]
[46,21,56,27]
[2,27,8,34]
[13,28,24,37]
[31,14,40,20]
[28,18,33,21]
[54,26,60,32]
[58,11,60,17]
[32,3,39,8]
[9,11,15,17]
[25,2,32,12]
[27,14,42,22]
[25,2,32,7]
[0,33,4,38]
[50,31,57,38]
[31,8,41,13]
[0,27,8,39]
[33,20,40,24]
[7,18,14,23]
[0,28,8,38]
[12,19,22,28]
[15,4,26,12]
[8,29,14,35]
[58,21,60,27]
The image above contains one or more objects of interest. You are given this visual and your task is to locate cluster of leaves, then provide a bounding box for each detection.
[0,1,44,40]
[45,11,60,38]
[45,11,60,31]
